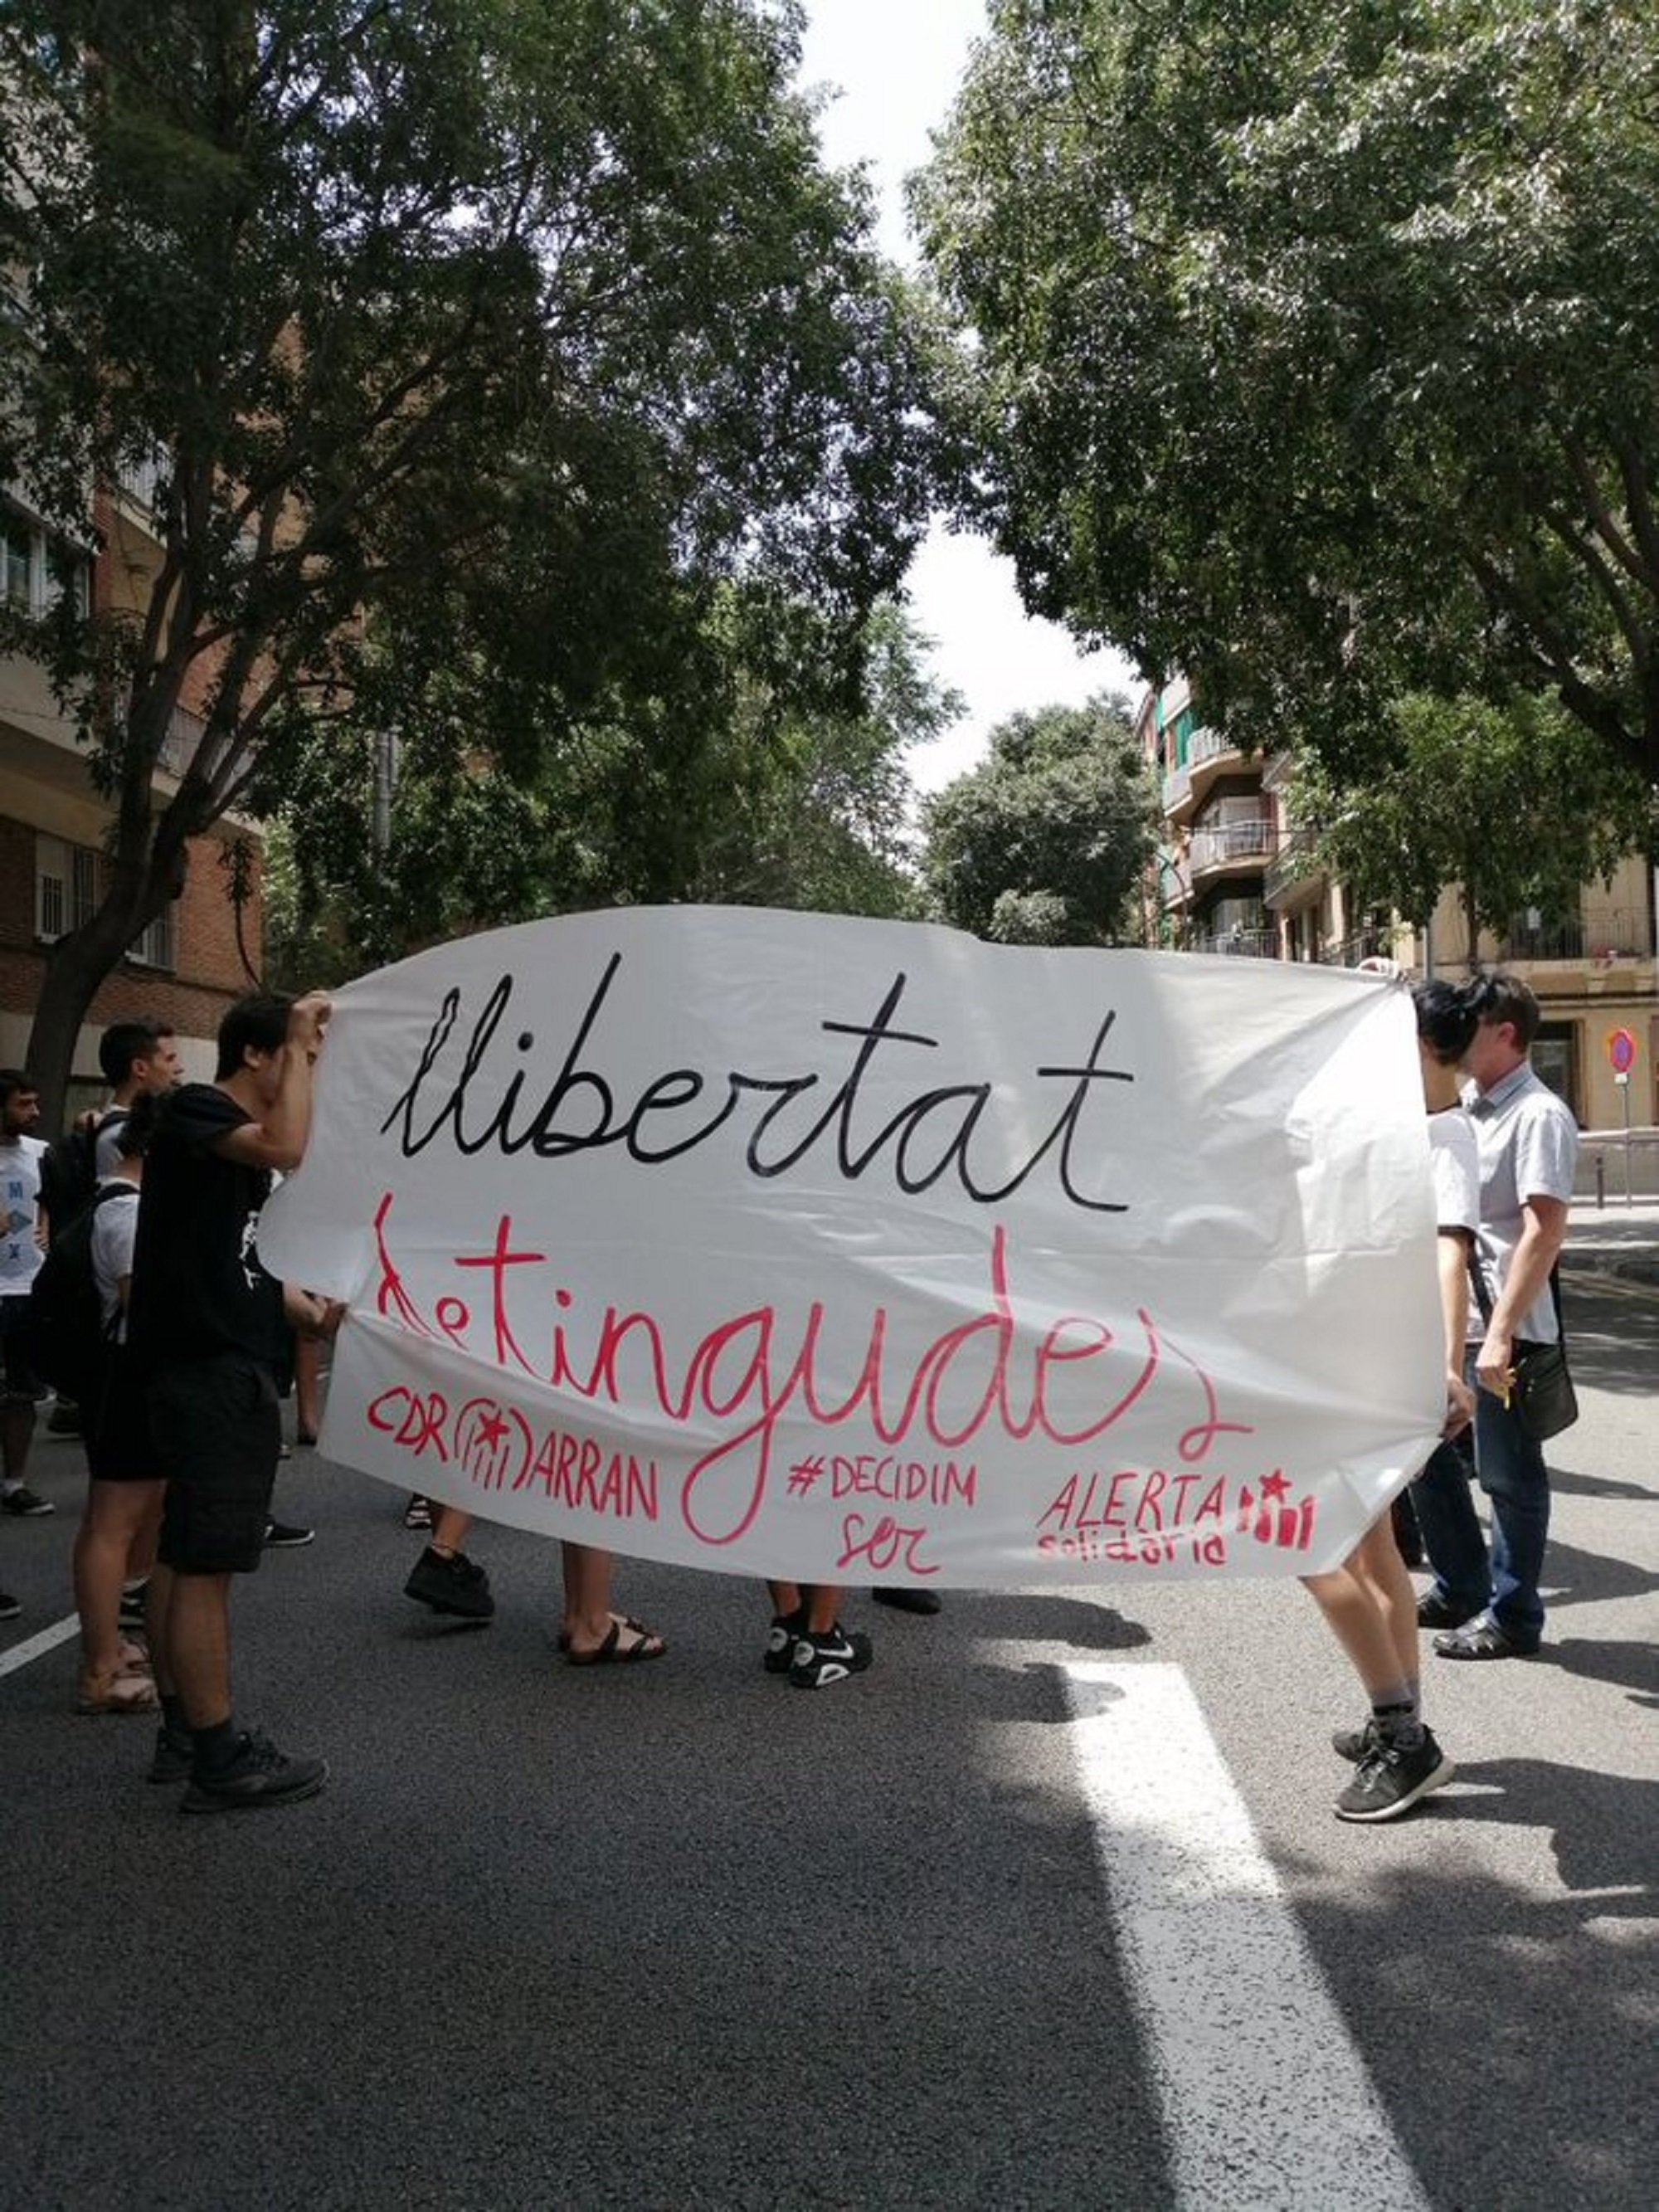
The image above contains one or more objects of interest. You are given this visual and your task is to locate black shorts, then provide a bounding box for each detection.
[85,1347,163,1485]
[151,1352,280,1575]
[1,1295,46,1403]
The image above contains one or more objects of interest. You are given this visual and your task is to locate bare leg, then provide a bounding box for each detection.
[294,1335,323,1439]
[1301,1554,1411,1705]
[147,1563,178,1698]
[564,1542,663,1659]
[1348,1516,1420,1689]
[2,1396,36,1484]
[429,1506,473,1557]
[166,1571,234,1730]
[73,1479,166,1678]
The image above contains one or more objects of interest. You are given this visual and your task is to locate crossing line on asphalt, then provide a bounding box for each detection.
[1063,1662,1430,2212]
[0,1610,80,1679]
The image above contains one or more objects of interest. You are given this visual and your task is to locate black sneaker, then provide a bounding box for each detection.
[2,1484,54,1517]
[46,1400,83,1436]
[1331,1719,1378,1764]
[404,1545,494,1620]
[180,1729,328,1814]
[264,1518,315,1548]
[1335,1730,1454,1823]
[763,1606,805,1674]
[0,1590,19,1623]
[148,1723,194,1785]
[789,1622,873,1689]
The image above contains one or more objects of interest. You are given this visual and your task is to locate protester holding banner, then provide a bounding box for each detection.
[1303,977,1480,1822]
[128,992,337,1812]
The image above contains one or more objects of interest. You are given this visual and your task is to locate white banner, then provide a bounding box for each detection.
[258,908,1443,1586]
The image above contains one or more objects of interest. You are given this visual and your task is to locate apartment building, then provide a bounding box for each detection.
[1,466,263,1118]
[1136,679,1658,1133]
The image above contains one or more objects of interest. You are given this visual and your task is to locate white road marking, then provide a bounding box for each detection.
[0,1611,80,1679]
[1063,1661,1430,2212]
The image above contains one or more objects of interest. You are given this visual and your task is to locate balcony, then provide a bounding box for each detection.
[1500,908,1652,963]
[1263,831,1323,909]
[1189,815,1274,880]
[1161,762,1191,814]
[1194,927,1278,959]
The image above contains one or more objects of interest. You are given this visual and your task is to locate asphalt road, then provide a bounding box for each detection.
[2,1264,1654,2212]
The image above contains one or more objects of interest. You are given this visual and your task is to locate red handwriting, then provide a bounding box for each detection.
[1036,1461,1317,1564]
[370,1192,1254,1549]
[835,1513,936,1576]
[366,1384,659,1520]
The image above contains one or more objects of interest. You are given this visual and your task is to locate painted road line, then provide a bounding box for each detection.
[1063,1661,1429,2212]
[0,1612,80,1680]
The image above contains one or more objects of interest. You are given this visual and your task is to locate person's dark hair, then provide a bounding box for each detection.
[115,1089,163,1161]
[215,993,293,1079]
[98,1017,173,1087]
[1413,979,1481,1066]
[1469,970,1540,1051]
[0,1067,40,1113]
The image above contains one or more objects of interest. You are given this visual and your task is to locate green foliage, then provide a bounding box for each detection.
[0,0,942,1106]
[923,696,1155,944]
[263,596,955,985]
[917,0,1659,789]
[1294,692,1655,948]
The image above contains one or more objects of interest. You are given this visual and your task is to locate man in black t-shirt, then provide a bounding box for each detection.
[129,991,335,1813]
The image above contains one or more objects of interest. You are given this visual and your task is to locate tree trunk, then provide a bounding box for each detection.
[23,854,185,1135]
[1463,882,1481,978]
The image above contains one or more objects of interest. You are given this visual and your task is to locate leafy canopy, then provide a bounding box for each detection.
[917,0,1659,789]
[923,696,1155,945]
[0,0,942,1115]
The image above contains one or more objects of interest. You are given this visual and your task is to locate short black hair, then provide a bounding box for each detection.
[99,1017,173,1087]
[0,1067,41,1112]
[215,993,293,1079]
[1469,970,1541,1051]
[1413,979,1481,1066]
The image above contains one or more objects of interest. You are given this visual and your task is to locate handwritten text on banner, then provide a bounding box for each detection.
[257,909,1443,1584]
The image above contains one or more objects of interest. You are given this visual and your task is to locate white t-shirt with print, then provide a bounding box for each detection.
[0,1135,46,1292]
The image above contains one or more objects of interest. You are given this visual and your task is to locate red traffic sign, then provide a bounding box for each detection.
[1606,1026,1638,1075]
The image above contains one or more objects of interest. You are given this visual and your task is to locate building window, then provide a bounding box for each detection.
[34,834,100,939]
[3,509,90,616]
[2,515,36,609]
[127,904,176,971]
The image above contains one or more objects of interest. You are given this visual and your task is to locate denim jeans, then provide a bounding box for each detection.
[1413,1354,1550,1645]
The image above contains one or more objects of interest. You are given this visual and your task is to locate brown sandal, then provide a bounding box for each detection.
[566,1617,667,1667]
[76,1665,159,1717]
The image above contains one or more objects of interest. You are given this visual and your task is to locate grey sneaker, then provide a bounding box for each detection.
[1335,1730,1454,1823]
[1331,1719,1379,1764]
[180,1729,328,1814]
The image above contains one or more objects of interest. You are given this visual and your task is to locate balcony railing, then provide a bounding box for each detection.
[1319,928,1394,968]
[1161,763,1191,813]
[1187,725,1234,769]
[1500,909,1652,962]
[1263,832,1321,905]
[1190,816,1275,875]
[157,703,206,777]
[1194,927,1278,959]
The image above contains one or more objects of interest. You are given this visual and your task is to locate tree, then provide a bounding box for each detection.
[0,0,941,1121]
[922,696,1155,944]
[1294,693,1654,967]
[264,595,958,984]
[916,0,1659,791]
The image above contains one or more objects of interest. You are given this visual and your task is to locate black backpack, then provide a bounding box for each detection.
[25,1184,133,1405]
[39,1109,129,1240]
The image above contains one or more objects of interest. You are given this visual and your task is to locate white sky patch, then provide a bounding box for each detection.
[797,1,1139,795]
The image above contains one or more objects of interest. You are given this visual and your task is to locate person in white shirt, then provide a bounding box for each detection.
[1414,972,1579,1659]
[1,1069,51,1559]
